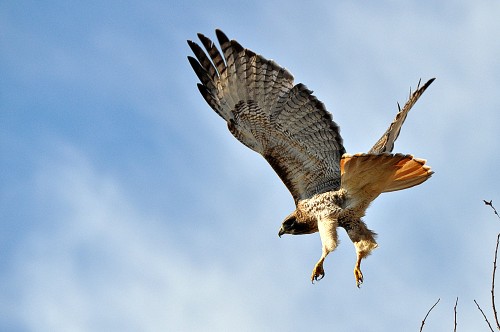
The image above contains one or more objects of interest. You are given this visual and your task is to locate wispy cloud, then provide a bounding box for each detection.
[2,144,302,331]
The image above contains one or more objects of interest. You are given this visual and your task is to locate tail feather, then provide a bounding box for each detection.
[340,153,433,204]
[384,156,433,192]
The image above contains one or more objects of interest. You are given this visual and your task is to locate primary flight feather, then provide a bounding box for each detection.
[188,29,434,287]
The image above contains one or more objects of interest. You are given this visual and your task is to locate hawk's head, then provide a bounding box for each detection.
[278,210,318,237]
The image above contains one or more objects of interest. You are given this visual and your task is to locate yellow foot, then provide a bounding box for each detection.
[311,262,325,283]
[354,267,363,288]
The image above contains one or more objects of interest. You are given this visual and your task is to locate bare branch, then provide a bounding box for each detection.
[420,298,440,332]
[492,233,500,330]
[484,200,500,220]
[474,299,495,332]
[454,297,458,332]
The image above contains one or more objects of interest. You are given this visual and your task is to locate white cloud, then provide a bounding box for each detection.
[3,144,306,331]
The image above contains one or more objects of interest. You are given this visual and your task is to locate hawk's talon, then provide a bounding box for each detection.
[354,267,364,288]
[311,262,325,283]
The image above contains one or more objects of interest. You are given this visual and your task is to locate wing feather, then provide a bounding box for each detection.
[188,30,345,203]
[369,78,435,154]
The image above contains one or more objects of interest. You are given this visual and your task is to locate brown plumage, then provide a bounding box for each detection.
[188,29,434,287]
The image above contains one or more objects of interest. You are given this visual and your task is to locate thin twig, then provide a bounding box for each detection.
[420,298,440,332]
[492,233,500,330]
[484,200,500,220]
[453,297,458,332]
[474,299,495,332]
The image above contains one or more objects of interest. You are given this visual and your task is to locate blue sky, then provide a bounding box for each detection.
[1,0,500,331]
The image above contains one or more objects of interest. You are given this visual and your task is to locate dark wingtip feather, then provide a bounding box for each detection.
[187,40,198,52]
[416,77,436,95]
[197,83,224,119]
[196,82,208,95]
[215,29,230,46]
[188,39,219,81]
[197,32,209,42]
[187,55,200,70]
[188,41,208,63]
[419,78,436,92]
[425,77,436,87]
[187,56,207,83]
[196,31,226,76]
[196,83,213,106]
[187,40,206,64]
[197,33,214,50]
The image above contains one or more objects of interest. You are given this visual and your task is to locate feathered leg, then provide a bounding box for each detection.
[342,219,378,287]
[311,218,338,283]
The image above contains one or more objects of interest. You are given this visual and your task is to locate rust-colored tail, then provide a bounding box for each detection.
[383,155,433,192]
[340,153,433,200]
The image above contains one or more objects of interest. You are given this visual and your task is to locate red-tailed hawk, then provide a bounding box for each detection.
[188,29,434,287]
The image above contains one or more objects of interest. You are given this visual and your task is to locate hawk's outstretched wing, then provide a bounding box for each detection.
[369,78,435,154]
[188,30,345,203]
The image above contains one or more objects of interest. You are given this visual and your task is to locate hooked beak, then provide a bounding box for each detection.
[279,212,296,237]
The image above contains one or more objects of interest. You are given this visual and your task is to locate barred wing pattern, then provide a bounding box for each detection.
[369,78,435,154]
[188,30,345,202]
